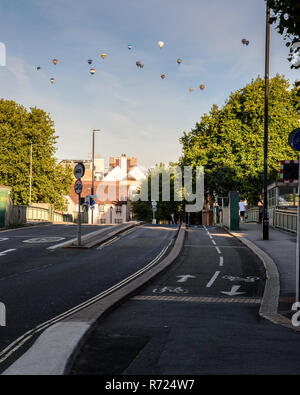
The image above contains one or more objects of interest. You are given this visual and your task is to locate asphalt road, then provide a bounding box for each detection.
[0,223,178,372]
[71,225,300,375]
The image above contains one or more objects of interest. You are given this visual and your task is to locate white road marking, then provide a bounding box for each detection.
[0,238,173,364]
[208,234,213,239]
[219,256,224,266]
[0,238,8,242]
[0,249,16,257]
[97,236,120,250]
[23,237,65,244]
[206,271,221,288]
[211,239,216,245]
[221,285,246,296]
[215,247,221,254]
[176,275,196,283]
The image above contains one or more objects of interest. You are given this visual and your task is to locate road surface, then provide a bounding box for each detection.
[71,226,300,375]
[0,223,177,372]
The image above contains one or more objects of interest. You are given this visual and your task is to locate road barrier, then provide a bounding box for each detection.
[245,206,297,233]
[5,205,74,227]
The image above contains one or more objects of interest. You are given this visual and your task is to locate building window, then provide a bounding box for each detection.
[116,207,122,213]
[99,205,105,213]
[115,219,123,224]
[100,218,106,224]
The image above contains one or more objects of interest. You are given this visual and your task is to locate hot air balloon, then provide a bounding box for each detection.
[52,59,58,65]
[200,84,205,91]
[88,59,93,65]
[140,64,144,68]
[241,39,247,45]
[246,40,250,46]
[161,74,166,79]
[90,68,96,75]
[177,58,182,64]
[101,53,107,60]
[158,41,164,49]
[128,44,133,50]
[36,66,41,70]
[189,87,194,92]
[50,78,55,84]
[136,60,141,67]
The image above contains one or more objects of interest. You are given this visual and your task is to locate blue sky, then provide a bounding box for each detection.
[0,0,299,168]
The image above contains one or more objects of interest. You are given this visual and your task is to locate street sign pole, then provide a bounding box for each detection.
[78,192,82,247]
[262,4,270,241]
[152,201,157,225]
[74,163,85,247]
[297,154,300,303]
[288,129,300,303]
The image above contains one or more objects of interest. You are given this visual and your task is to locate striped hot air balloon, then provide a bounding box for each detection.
[90,68,96,75]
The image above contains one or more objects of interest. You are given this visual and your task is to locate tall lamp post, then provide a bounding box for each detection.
[263,4,270,240]
[91,129,100,224]
[29,142,33,206]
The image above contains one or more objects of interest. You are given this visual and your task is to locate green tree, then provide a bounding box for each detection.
[0,99,73,210]
[131,165,184,223]
[266,0,300,69]
[180,75,300,205]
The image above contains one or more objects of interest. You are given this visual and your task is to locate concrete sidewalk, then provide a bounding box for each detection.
[235,223,296,299]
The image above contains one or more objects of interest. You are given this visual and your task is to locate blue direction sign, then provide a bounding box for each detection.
[289,128,300,151]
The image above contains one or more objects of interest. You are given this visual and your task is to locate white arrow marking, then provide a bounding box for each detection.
[0,249,16,257]
[221,285,246,296]
[176,275,196,283]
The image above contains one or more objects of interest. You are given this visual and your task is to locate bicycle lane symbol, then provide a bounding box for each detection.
[152,286,189,294]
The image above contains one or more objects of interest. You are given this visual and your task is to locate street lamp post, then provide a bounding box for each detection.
[263,5,270,240]
[91,129,100,224]
[29,142,33,206]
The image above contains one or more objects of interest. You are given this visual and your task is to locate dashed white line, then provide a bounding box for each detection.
[215,247,221,254]
[219,256,224,266]
[211,239,216,245]
[206,271,221,288]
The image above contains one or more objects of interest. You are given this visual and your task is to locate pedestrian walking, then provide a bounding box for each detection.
[239,200,246,223]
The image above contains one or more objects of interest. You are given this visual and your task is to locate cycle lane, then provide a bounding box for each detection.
[71,225,300,375]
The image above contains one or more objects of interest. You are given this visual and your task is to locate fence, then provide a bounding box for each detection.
[245,206,297,233]
[6,205,74,227]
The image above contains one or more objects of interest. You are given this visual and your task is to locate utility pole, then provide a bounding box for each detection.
[29,142,33,206]
[91,129,100,224]
[263,5,270,240]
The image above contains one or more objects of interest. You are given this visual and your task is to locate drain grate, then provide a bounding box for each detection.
[132,295,262,304]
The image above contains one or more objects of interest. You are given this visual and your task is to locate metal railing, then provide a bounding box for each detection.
[245,206,297,233]
[6,205,74,227]
[274,209,297,233]
[245,207,260,223]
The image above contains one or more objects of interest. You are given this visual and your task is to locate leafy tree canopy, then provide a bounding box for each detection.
[180,75,300,205]
[266,0,300,69]
[0,99,73,210]
[131,164,184,223]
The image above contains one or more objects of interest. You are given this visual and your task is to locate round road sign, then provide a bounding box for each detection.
[289,128,300,151]
[74,163,85,180]
[74,180,83,194]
